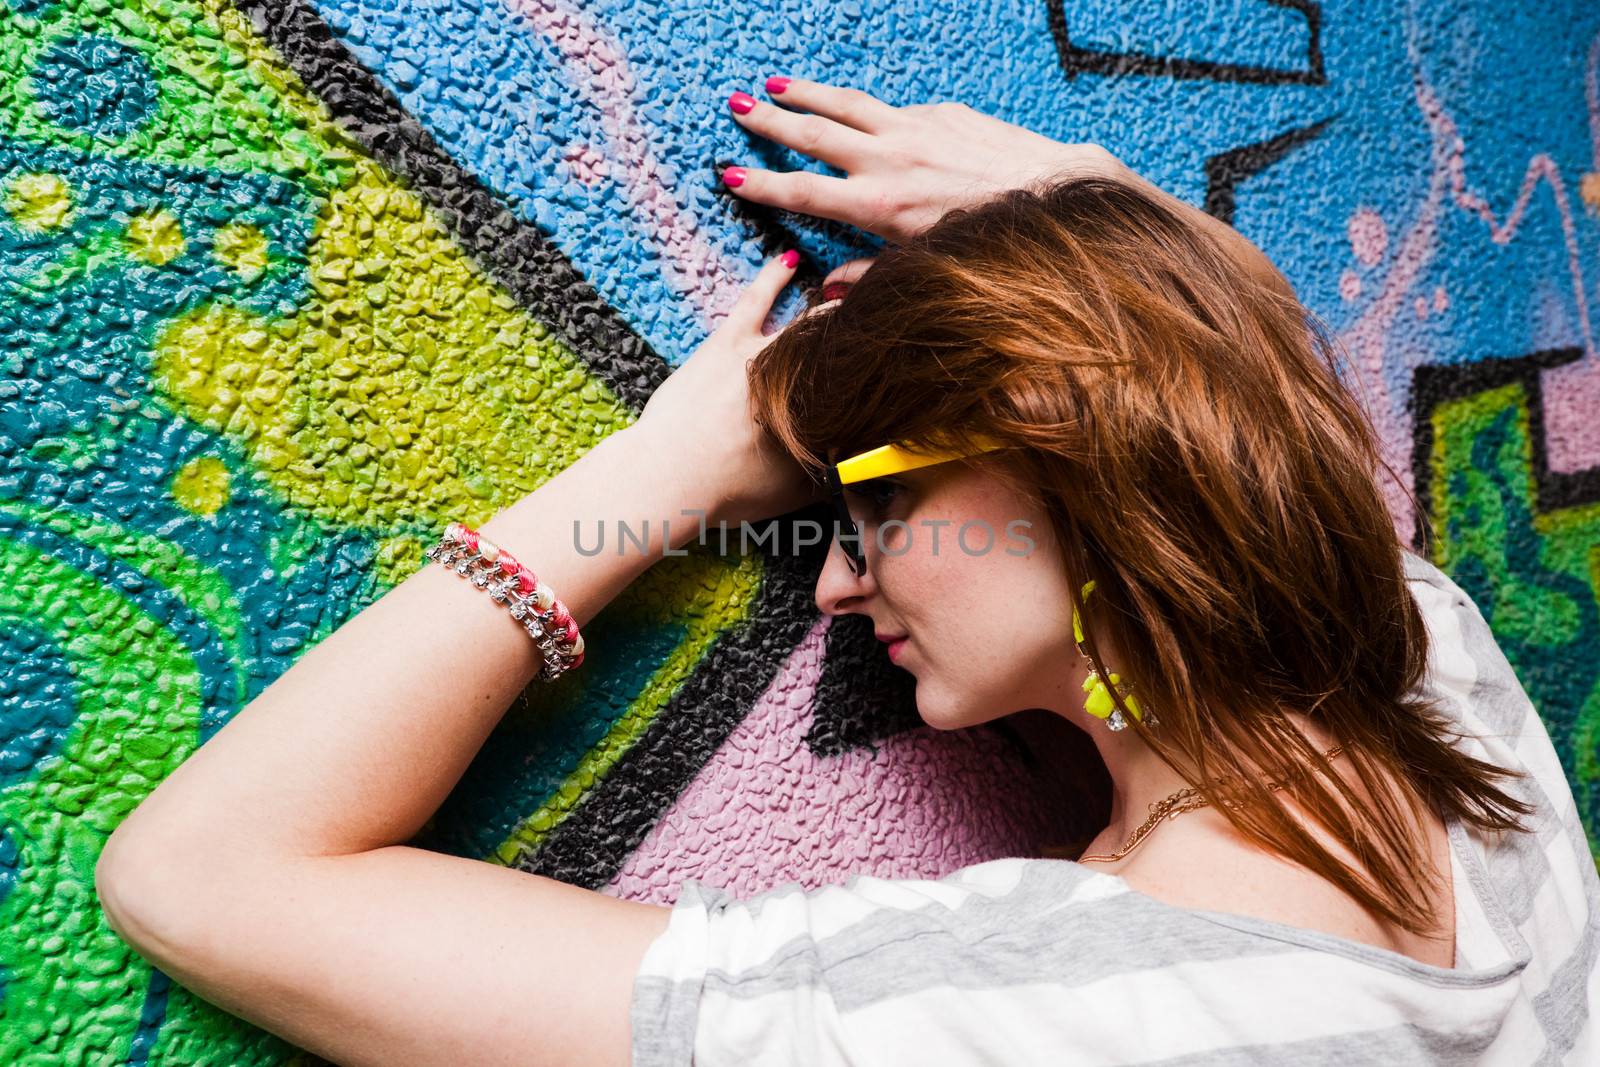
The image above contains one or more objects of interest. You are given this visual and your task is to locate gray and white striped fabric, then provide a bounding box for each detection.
[630,555,1599,1064]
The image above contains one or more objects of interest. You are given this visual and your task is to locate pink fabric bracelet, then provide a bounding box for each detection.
[425,522,585,681]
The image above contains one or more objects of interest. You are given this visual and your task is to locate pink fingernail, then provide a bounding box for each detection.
[728,91,756,114]
[781,249,800,269]
[721,165,746,188]
[766,76,791,94]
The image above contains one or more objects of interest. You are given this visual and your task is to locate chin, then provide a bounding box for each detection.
[913,686,1004,732]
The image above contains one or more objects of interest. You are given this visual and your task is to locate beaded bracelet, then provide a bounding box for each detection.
[424,522,585,681]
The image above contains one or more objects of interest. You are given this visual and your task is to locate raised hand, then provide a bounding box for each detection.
[721,77,1117,245]
[629,251,835,529]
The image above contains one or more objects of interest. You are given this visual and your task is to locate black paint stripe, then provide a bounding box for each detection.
[234,0,669,412]
[1047,0,1327,86]
[516,517,833,886]
[1410,347,1598,553]
[1204,116,1333,224]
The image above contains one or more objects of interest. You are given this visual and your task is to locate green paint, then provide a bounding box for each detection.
[0,536,207,1065]
[1,0,353,187]
[1428,383,1600,854]
[0,498,256,700]
[1,1,770,1060]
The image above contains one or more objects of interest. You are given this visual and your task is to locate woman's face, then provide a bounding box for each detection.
[814,457,1088,730]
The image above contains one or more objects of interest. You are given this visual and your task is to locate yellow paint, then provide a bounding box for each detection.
[373,533,427,589]
[126,207,187,266]
[171,455,232,516]
[4,171,74,232]
[214,221,270,280]
[150,154,636,528]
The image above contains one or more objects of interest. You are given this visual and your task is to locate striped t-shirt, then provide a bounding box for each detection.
[630,555,1599,1064]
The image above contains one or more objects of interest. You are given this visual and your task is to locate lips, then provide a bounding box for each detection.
[876,631,909,664]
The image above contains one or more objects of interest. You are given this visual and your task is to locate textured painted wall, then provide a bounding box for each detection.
[0,0,1594,1062]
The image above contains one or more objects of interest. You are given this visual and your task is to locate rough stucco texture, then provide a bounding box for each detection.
[0,0,1597,1062]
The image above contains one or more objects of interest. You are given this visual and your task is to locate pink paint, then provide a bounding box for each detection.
[1335,124,1442,540]
[1348,207,1389,266]
[1339,268,1361,302]
[1433,286,1449,313]
[1428,30,1599,470]
[606,615,1069,904]
[1415,295,1429,320]
[560,142,609,186]
[1340,25,1600,539]
[504,0,747,329]
[1543,358,1600,474]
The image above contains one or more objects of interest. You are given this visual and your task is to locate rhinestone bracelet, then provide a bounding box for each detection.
[424,522,586,681]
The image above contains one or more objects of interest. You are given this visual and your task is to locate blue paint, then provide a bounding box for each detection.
[306,0,1599,379]
[0,622,76,789]
[0,136,314,450]
[32,35,161,139]
[416,611,689,860]
[127,966,172,1066]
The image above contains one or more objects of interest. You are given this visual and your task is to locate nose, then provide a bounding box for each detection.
[814,539,876,617]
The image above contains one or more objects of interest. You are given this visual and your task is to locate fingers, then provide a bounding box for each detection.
[724,250,801,335]
[728,89,872,170]
[763,76,899,135]
[720,165,875,233]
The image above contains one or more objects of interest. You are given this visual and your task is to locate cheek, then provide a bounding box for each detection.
[904,528,1067,691]
[893,492,1054,628]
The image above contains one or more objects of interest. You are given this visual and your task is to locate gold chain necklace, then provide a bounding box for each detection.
[1077,745,1344,864]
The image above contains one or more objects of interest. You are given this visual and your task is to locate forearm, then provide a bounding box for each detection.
[103,425,706,865]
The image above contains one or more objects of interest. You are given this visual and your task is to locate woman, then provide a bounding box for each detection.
[94,79,1597,1065]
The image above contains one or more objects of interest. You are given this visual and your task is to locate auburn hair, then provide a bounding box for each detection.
[745,174,1531,936]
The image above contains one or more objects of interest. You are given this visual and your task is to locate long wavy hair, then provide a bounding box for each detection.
[745,174,1531,936]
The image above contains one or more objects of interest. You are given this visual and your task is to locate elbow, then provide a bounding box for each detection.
[95,831,202,965]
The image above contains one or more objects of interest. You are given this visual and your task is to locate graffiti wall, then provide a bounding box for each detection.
[0,0,1594,1061]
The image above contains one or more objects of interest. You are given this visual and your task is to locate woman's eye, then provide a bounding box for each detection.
[846,479,902,513]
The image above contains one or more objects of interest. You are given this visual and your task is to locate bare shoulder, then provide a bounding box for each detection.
[1112,803,1456,968]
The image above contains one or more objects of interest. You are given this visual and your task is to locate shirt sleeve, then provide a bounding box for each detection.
[628,874,874,1067]
[628,858,1055,1065]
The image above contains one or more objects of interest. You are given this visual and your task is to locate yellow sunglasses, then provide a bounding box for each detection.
[823,433,1007,576]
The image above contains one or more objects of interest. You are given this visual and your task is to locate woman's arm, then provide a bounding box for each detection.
[723,78,1297,302]
[93,254,818,1067]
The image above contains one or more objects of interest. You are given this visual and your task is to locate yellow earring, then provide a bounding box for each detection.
[1071,579,1150,732]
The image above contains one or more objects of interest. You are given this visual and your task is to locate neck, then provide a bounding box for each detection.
[1066,704,1341,857]
[1082,720,1190,842]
